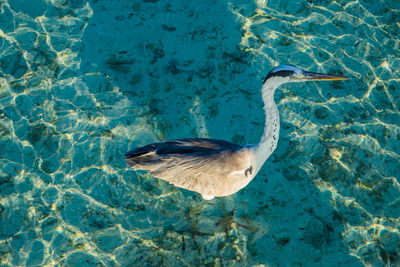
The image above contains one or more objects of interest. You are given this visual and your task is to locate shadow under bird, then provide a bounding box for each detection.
[125,65,349,200]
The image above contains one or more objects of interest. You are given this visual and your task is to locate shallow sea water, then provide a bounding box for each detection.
[0,0,400,266]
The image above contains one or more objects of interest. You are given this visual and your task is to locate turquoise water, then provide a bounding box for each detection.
[0,0,399,265]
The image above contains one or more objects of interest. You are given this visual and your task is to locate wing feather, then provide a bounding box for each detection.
[125,138,253,196]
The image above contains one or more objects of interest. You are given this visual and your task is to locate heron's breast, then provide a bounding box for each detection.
[214,149,256,196]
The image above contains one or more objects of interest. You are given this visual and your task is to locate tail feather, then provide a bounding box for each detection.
[125,143,164,170]
[125,143,158,158]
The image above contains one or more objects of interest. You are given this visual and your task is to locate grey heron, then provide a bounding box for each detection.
[125,65,349,200]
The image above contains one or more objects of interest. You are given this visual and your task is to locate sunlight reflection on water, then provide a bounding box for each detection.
[0,0,399,266]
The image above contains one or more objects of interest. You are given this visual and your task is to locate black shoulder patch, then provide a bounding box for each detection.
[245,166,253,177]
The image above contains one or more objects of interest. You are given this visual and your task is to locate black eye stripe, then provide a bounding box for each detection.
[272,70,294,77]
[263,70,294,83]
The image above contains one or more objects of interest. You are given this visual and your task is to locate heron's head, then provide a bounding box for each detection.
[263,64,350,85]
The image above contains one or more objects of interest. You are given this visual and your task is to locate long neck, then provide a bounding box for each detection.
[253,80,281,174]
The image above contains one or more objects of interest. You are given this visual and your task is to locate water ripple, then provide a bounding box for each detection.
[0,0,399,266]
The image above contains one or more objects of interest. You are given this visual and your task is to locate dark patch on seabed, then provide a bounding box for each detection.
[0,0,400,266]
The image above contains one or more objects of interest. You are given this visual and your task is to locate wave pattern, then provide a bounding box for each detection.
[234,0,400,265]
[0,0,399,266]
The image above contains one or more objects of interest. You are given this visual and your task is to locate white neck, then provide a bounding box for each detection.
[252,79,281,174]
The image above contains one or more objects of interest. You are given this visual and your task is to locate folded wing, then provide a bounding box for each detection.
[125,138,252,196]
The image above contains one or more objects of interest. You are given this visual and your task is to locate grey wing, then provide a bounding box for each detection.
[125,138,252,196]
[125,138,240,171]
[125,138,241,163]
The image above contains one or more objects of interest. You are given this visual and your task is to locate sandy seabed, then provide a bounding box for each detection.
[0,0,400,266]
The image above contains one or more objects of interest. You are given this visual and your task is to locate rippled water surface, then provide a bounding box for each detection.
[1,0,400,266]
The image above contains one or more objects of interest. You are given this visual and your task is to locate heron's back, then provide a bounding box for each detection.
[125,138,255,197]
